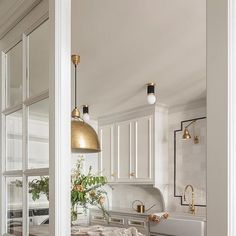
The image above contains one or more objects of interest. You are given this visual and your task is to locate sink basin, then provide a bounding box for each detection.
[149,212,206,236]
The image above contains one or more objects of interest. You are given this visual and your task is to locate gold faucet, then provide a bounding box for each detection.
[183,185,196,214]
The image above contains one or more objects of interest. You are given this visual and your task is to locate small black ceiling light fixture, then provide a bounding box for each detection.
[146,83,156,105]
[82,105,90,122]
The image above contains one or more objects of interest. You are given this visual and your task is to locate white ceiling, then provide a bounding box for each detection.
[0,0,39,38]
[0,0,22,21]
[71,0,206,118]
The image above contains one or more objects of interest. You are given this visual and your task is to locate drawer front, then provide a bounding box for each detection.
[90,214,108,225]
[127,218,147,229]
[127,218,149,236]
[109,216,125,226]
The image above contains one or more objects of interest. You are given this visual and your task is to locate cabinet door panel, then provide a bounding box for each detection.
[117,121,132,181]
[99,125,114,182]
[135,116,153,181]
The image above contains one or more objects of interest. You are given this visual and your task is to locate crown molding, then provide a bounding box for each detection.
[0,0,43,40]
[168,98,206,114]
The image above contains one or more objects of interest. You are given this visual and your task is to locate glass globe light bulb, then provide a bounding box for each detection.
[147,94,156,104]
[83,113,90,122]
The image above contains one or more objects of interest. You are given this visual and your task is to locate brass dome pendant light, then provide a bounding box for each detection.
[71,54,101,153]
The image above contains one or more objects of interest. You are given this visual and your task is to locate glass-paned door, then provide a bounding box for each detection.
[1,19,50,236]
[6,41,23,108]
[6,110,23,171]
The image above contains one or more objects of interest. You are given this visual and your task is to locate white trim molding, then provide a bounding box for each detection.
[207,0,228,234]
[49,0,71,235]
[228,0,236,235]
[207,0,236,236]
[0,0,43,39]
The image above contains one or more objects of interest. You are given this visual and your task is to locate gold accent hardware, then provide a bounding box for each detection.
[182,128,191,139]
[132,200,156,213]
[71,107,80,119]
[71,120,101,153]
[194,135,199,144]
[71,54,100,153]
[111,173,115,177]
[182,120,200,144]
[71,54,80,65]
[146,82,156,86]
[183,184,196,214]
[130,172,135,177]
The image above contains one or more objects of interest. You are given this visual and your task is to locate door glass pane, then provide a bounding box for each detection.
[28,176,49,235]
[6,110,22,171]
[28,99,49,169]
[7,177,23,236]
[6,42,22,107]
[28,20,49,97]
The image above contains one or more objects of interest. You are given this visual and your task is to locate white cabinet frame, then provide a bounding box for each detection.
[99,110,155,185]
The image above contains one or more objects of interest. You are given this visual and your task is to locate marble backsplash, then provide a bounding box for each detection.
[109,184,164,212]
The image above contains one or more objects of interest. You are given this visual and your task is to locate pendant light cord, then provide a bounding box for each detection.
[75,64,77,108]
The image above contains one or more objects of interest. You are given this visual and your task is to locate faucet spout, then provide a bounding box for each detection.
[183,184,196,214]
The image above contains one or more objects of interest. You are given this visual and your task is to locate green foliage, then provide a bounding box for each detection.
[29,177,49,201]
[71,157,109,221]
[13,157,109,222]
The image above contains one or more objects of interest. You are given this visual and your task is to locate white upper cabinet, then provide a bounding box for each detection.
[99,124,115,183]
[134,116,153,181]
[98,107,156,184]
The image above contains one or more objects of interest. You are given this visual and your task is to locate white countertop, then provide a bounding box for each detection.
[90,207,206,221]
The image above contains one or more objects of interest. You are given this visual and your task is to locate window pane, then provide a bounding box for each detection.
[28,99,49,169]
[6,110,22,171]
[29,176,49,235]
[7,177,23,236]
[6,42,22,107]
[28,20,49,97]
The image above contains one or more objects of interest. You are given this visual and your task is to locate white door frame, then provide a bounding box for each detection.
[207,0,236,236]
[49,0,71,235]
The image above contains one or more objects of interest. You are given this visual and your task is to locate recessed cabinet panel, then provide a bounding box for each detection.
[117,121,131,181]
[135,116,152,180]
[99,125,114,182]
